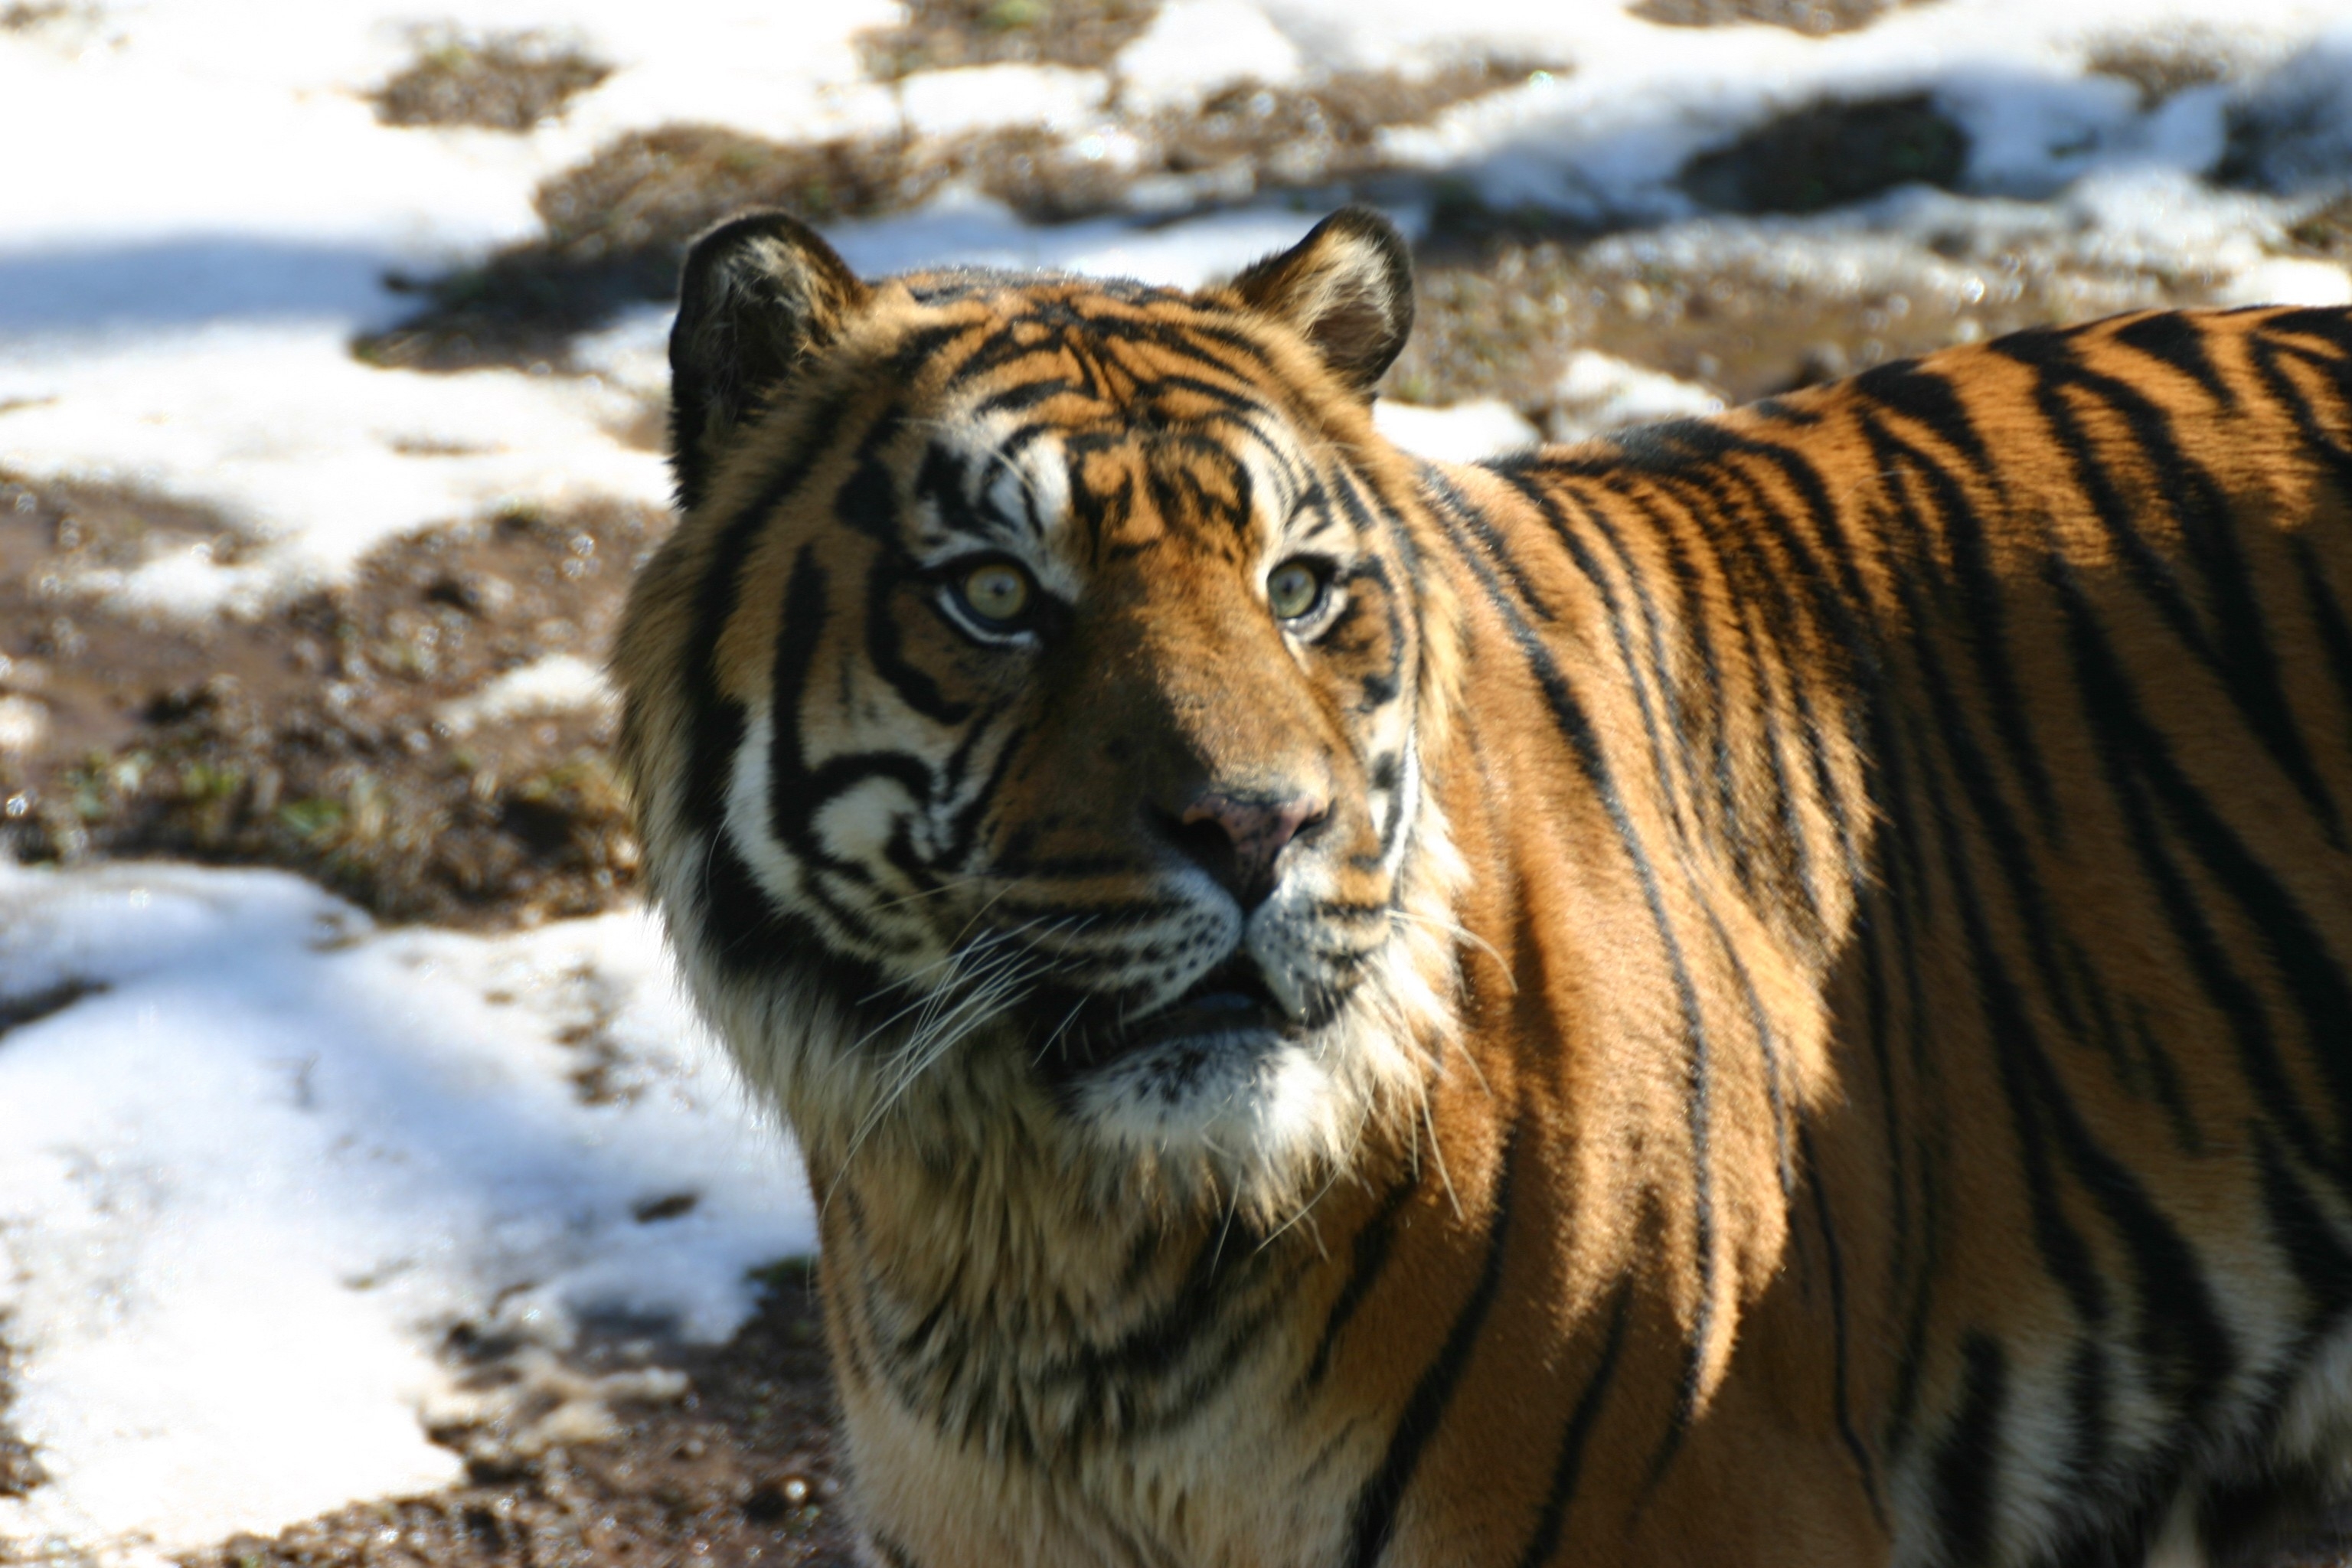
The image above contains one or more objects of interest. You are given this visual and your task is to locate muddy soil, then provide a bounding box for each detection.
[175,1264,857,1568]
[0,474,658,929]
[0,1329,40,1504]
[370,28,613,132]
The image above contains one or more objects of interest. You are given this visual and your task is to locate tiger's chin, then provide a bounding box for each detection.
[1020,917,1466,1223]
[1036,971,1361,1215]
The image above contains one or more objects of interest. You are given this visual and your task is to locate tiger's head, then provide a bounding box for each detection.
[616,209,1465,1219]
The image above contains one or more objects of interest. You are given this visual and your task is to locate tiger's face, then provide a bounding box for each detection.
[622,212,1462,1210]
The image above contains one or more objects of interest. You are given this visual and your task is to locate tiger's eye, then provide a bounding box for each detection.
[1268,560,1324,621]
[959,561,1034,625]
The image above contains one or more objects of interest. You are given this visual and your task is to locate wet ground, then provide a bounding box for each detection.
[0,474,654,929]
[180,1263,857,1568]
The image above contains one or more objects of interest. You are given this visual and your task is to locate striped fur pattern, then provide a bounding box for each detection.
[614,206,2352,1566]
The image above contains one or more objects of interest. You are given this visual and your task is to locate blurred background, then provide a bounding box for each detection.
[0,0,2347,1563]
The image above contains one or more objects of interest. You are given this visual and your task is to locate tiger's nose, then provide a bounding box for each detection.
[1171,789,1328,910]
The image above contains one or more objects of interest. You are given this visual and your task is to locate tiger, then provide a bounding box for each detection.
[612,202,2352,1568]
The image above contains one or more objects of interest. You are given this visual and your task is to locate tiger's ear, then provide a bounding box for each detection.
[668,211,872,511]
[1227,207,1415,397]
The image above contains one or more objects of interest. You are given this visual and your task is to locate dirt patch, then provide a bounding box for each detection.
[1390,217,2236,414]
[1678,94,1969,216]
[0,472,663,930]
[1628,0,1921,35]
[371,28,612,132]
[357,57,1559,372]
[0,2,70,31]
[856,0,1158,79]
[2216,60,2352,195]
[0,1321,42,1502]
[2285,194,2352,260]
[358,126,954,371]
[0,977,103,1039]
[176,1262,854,1568]
[2083,33,2236,109]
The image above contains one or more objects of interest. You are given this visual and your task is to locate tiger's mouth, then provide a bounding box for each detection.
[1031,959,1301,1086]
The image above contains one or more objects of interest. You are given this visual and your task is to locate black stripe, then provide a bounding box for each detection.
[1932,1333,2009,1568]
[1423,472,1726,1468]
[2291,531,2352,769]
[1344,1126,1519,1568]
[2010,331,2345,843]
[678,403,853,835]
[1300,1165,1424,1394]
[2109,311,2238,410]
[863,553,973,727]
[1511,1285,1633,1568]
[2057,561,2352,1168]
[1917,609,2243,1435]
[1800,1125,1886,1526]
[2256,1133,2352,1321]
[1854,406,2061,837]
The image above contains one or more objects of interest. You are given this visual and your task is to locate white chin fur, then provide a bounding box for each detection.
[1051,810,1468,1219]
[1065,1033,1344,1178]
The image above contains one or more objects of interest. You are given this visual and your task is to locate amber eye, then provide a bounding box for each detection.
[955,560,1035,628]
[1267,559,1326,622]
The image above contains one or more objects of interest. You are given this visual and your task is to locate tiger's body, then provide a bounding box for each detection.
[614,206,2352,1567]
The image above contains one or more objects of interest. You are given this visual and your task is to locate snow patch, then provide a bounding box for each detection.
[436,654,619,738]
[2216,256,2352,307]
[0,325,669,620]
[1547,352,1726,443]
[0,864,809,1557]
[1113,0,1305,114]
[1374,398,1540,462]
[899,64,1110,139]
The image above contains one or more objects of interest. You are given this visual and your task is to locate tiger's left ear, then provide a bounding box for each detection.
[1227,207,1415,397]
[668,211,873,512]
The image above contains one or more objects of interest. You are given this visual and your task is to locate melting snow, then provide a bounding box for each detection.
[0,864,808,1557]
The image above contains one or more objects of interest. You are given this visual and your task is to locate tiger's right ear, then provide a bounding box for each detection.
[668,211,871,511]
[1227,207,1415,397]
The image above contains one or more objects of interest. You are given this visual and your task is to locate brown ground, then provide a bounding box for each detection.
[1628,0,1924,35]
[370,29,614,132]
[0,1328,40,1504]
[359,60,1562,373]
[855,0,1160,79]
[0,474,654,929]
[177,1263,857,1568]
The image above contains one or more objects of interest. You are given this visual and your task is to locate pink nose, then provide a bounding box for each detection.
[1177,790,1328,908]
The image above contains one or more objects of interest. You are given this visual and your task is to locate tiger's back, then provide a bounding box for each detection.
[612,206,2352,1567]
[1430,302,2352,1566]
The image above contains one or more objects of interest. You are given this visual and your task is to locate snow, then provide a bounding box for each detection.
[1113,0,1305,113]
[899,64,1110,138]
[1373,398,1540,463]
[1357,1,2351,217]
[2220,256,2352,308]
[0,326,671,620]
[2,0,2350,1554]
[0,698,47,760]
[1545,353,1723,443]
[435,652,618,738]
[0,864,808,1557]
